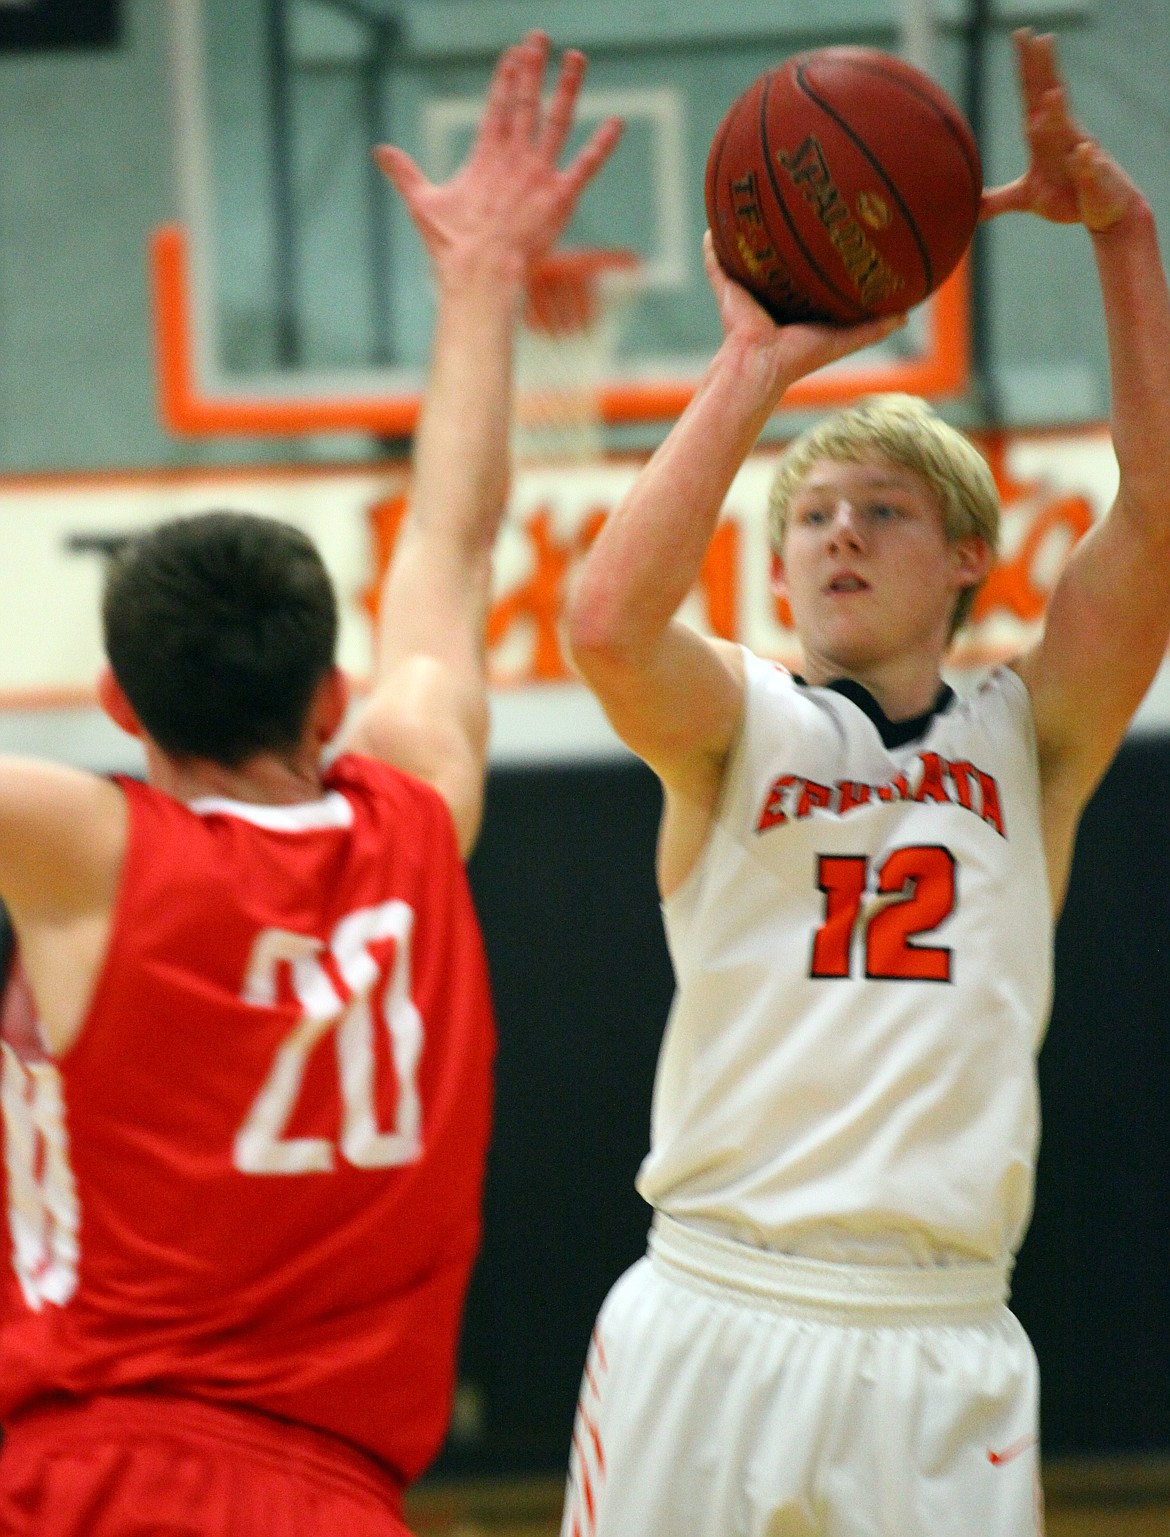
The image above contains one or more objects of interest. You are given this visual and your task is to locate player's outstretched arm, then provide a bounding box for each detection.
[344,33,621,857]
[567,239,898,885]
[983,30,1170,905]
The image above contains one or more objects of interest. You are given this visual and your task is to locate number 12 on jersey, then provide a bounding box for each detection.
[810,845,956,982]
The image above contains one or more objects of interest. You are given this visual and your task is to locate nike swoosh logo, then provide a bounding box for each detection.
[987,1434,1038,1466]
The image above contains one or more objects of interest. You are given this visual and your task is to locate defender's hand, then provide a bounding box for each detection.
[375,33,623,281]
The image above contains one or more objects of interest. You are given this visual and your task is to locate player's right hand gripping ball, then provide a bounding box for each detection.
[705,47,981,324]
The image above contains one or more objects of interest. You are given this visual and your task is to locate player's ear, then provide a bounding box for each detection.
[769,548,789,599]
[953,535,994,592]
[97,666,143,739]
[311,666,350,748]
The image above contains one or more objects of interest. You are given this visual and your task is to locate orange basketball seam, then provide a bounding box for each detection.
[758,73,869,321]
[826,53,982,199]
[793,59,934,296]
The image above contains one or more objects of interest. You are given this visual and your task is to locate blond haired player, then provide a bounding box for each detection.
[561,31,1170,1537]
[0,35,619,1537]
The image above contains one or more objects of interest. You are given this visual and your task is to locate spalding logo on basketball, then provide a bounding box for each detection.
[705,47,982,324]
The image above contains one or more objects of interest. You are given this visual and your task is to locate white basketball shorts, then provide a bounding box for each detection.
[561,1213,1043,1537]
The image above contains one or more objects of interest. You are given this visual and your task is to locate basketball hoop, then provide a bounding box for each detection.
[513,247,640,462]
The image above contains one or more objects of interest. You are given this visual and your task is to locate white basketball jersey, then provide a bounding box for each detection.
[637,651,1052,1267]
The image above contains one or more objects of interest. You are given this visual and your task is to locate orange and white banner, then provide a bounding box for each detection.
[0,425,1163,767]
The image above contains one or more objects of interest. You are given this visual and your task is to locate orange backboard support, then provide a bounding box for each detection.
[151,222,970,439]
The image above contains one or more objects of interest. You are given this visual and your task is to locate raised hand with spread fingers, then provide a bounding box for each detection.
[375,33,623,287]
[346,36,622,856]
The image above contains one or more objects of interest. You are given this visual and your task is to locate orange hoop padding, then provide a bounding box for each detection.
[150,224,970,439]
[151,225,422,438]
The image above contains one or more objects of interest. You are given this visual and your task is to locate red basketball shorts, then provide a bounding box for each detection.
[0,1391,412,1537]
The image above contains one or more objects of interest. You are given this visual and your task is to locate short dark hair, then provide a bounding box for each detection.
[103,511,338,767]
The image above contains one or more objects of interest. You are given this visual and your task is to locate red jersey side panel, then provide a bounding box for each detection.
[0,754,495,1482]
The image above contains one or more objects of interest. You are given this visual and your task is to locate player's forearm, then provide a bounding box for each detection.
[569,334,788,665]
[372,255,522,678]
[1093,200,1170,535]
[408,252,524,559]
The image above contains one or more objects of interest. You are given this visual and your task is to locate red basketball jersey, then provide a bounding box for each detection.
[0,754,495,1483]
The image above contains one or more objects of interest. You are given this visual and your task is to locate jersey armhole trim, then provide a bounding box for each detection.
[51,775,142,1065]
[987,664,1043,782]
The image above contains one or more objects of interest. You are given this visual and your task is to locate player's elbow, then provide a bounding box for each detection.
[565,570,642,684]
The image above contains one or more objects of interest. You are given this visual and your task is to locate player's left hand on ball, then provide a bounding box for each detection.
[979,28,1141,233]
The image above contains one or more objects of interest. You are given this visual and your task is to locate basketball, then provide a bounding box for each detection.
[704,47,982,324]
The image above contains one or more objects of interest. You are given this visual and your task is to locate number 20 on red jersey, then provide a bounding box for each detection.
[235,900,424,1175]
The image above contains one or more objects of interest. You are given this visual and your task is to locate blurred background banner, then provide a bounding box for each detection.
[3,423,1163,772]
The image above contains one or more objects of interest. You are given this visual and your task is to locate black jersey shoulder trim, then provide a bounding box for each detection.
[793,675,955,749]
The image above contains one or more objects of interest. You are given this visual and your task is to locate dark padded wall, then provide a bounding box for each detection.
[455,760,672,1474]
[444,737,1170,1475]
[1013,733,1170,1455]
[0,0,120,51]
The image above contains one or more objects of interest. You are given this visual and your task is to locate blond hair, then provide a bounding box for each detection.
[768,394,1000,634]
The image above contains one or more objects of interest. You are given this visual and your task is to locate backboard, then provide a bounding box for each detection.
[155,0,971,441]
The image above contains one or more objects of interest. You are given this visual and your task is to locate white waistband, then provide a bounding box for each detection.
[649,1212,1010,1324]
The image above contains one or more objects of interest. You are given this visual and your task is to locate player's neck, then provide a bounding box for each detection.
[145,740,327,807]
[798,650,946,724]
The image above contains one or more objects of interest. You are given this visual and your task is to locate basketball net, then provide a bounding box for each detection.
[513,248,640,462]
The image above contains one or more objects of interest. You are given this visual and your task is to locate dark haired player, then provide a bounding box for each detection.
[0,35,619,1537]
